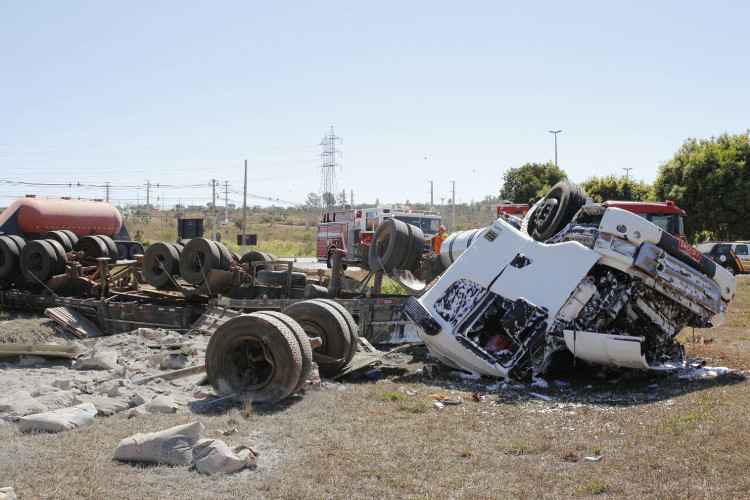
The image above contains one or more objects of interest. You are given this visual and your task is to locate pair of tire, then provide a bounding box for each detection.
[74,234,118,263]
[179,238,233,285]
[368,218,426,273]
[20,238,68,286]
[143,242,185,288]
[0,235,27,285]
[44,230,79,252]
[206,299,359,404]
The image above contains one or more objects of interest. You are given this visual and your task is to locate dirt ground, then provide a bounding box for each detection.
[2,280,750,499]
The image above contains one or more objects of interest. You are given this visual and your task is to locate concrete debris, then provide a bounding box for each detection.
[584,455,604,462]
[81,396,130,416]
[432,401,445,410]
[114,421,204,466]
[146,395,179,414]
[0,487,17,500]
[73,349,119,371]
[0,391,47,420]
[159,353,189,370]
[18,403,97,433]
[35,390,79,410]
[192,438,257,475]
[17,355,48,367]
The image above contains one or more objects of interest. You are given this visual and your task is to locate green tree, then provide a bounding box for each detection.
[580,175,653,203]
[653,132,750,240]
[500,162,567,203]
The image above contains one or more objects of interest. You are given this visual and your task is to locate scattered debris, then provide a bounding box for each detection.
[45,306,102,338]
[18,403,97,433]
[678,366,733,380]
[0,343,84,360]
[471,392,487,402]
[584,455,604,462]
[529,392,553,401]
[73,349,118,371]
[114,421,204,466]
[0,487,17,500]
[145,395,179,414]
[432,401,445,410]
[192,438,257,475]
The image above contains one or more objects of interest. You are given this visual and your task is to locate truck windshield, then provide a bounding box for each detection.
[393,216,441,235]
[640,213,684,237]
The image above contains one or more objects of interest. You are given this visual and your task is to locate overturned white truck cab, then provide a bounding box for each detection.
[404,182,735,380]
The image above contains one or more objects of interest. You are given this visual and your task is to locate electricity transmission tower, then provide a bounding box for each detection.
[319,125,341,209]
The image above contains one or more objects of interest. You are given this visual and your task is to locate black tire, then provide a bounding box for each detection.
[256,270,306,288]
[96,235,118,260]
[44,231,74,252]
[205,313,303,404]
[179,237,222,285]
[284,300,352,377]
[310,299,359,366]
[527,181,587,242]
[368,218,411,272]
[241,251,274,272]
[304,283,329,299]
[75,235,108,263]
[143,242,181,288]
[21,239,59,284]
[46,239,67,275]
[214,241,233,269]
[402,223,425,272]
[60,230,79,247]
[0,236,22,281]
[253,311,313,395]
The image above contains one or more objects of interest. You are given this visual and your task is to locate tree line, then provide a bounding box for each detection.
[499,132,750,242]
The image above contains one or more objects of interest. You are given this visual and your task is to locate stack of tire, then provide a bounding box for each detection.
[142,241,186,289]
[73,234,120,264]
[20,237,69,289]
[178,238,233,286]
[368,218,426,273]
[206,299,359,404]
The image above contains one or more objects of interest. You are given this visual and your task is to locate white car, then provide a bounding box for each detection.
[404,182,735,379]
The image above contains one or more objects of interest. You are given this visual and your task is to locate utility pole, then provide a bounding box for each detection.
[623,167,633,182]
[350,189,354,208]
[548,130,562,167]
[451,180,456,229]
[210,179,218,240]
[145,181,151,208]
[104,182,110,203]
[429,180,434,207]
[224,181,230,224]
[242,160,248,250]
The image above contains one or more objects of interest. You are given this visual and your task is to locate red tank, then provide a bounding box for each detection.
[0,197,124,237]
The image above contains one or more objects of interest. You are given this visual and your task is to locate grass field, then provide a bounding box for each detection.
[2,280,750,499]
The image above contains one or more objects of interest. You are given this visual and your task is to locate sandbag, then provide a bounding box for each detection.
[18,403,97,433]
[113,421,204,466]
[192,438,257,475]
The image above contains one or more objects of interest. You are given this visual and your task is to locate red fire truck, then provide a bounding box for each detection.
[317,207,442,267]
[602,200,686,238]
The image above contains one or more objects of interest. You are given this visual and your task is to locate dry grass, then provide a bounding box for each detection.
[2,280,750,498]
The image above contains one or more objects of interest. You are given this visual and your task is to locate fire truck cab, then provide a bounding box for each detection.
[602,200,686,239]
[317,207,442,267]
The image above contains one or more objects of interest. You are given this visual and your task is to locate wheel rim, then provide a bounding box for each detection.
[224,336,276,391]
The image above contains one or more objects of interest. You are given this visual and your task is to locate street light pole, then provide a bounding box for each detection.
[548,130,562,167]
[623,167,633,182]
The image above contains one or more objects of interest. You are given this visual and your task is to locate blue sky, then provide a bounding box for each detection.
[1,1,748,207]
